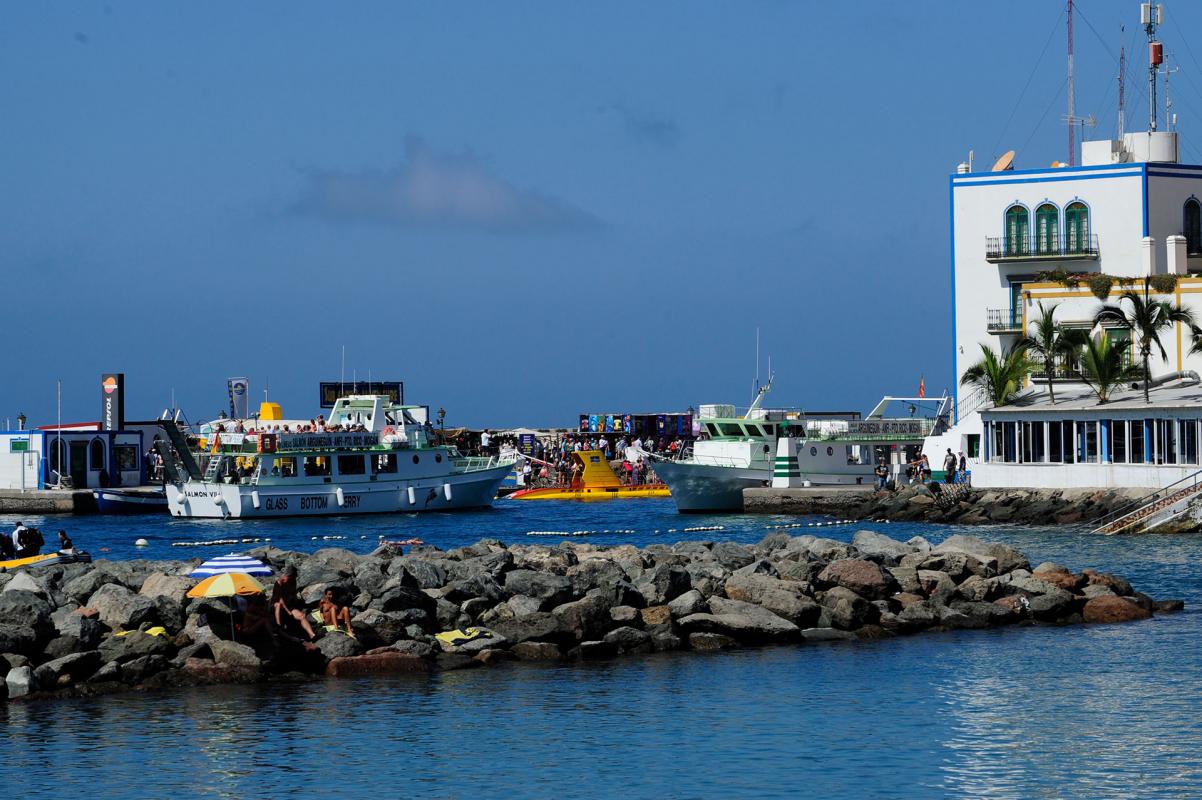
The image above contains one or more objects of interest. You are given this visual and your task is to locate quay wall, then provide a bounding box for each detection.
[0,490,96,515]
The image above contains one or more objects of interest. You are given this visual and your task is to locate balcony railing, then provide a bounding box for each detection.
[985,234,1100,262]
[986,308,1022,333]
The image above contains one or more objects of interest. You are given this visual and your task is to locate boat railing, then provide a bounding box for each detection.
[452,455,505,471]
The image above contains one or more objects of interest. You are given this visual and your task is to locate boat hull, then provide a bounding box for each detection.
[509,484,671,501]
[166,462,513,519]
[93,488,169,515]
[652,459,768,512]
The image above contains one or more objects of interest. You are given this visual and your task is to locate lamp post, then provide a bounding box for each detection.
[16,413,25,431]
[437,407,446,443]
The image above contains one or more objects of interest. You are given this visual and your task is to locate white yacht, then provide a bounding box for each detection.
[159,395,514,519]
[651,384,941,512]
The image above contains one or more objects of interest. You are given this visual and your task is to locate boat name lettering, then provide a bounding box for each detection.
[279,433,379,450]
[343,494,361,508]
[845,421,925,436]
[265,496,288,511]
[300,495,329,510]
[185,489,218,498]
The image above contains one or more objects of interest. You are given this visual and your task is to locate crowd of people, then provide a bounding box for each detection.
[2,522,73,561]
[874,448,970,491]
[224,565,356,650]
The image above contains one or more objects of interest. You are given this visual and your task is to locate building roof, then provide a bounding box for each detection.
[981,378,1202,415]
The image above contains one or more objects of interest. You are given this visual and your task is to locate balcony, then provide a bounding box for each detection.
[986,308,1022,334]
[985,234,1100,263]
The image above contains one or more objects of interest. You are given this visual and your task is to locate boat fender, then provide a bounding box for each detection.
[336,487,345,507]
[407,486,416,505]
[213,494,226,506]
[443,483,452,502]
[251,490,261,509]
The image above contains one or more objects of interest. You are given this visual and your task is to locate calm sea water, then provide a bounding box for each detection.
[2,499,1201,799]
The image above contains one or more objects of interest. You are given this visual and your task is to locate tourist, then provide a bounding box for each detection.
[319,588,355,637]
[921,454,932,483]
[522,460,533,487]
[943,449,957,483]
[958,451,968,484]
[480,430,491,456]
[874,459,889,490]
[271,566,316,641]
[10,522,27,557]
[57,530,74,553]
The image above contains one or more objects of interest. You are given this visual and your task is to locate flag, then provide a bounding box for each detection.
[918,375,925,398]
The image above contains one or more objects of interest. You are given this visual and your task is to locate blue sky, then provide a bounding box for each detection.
[5,1,1202,427]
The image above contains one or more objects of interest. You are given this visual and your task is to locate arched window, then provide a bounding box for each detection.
[89,438,105,471]
[1005,205,1029,256]
[1035,203,1059,256]
[1185,198,1201,255]
[1065,201,1089,254]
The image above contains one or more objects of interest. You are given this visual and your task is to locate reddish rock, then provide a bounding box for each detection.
[76,607,99,619]
[511,641,562,661]
[818,559,897,600]
[1055,511,1082,524]
[1032,564,1082,592]
[181,657,260,685]
[891,592,926,608]
[639,605,671,626]
[1082,569,1133,596]
[325,652,432,677]
[992,596,1027,614]
[1082,595,1152,624]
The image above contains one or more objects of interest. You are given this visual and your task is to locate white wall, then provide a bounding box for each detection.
[973,461,1195,489]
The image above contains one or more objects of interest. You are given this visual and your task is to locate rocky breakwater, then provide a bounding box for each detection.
[0,532,1182,702]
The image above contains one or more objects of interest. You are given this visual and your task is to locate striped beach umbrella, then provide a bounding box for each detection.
[186,571,266,599]
[190,553,274,578]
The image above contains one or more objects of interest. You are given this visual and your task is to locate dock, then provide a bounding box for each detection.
[0,489,98,515]
[743,485,876,515]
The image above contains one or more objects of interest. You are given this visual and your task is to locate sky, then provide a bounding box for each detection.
[6,1,1202,428]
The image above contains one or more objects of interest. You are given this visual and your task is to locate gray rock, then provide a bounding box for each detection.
[491,612,573,646]
[851,530,916,564]
[88,584,158,630]
[43,635,85,660]
[551,595,612,641]
[645,564,692,604]
[565,559,627,596]
[373,585,438,616]
[723,573,820,626]
[0,625,39,656]
[950,600,1015,626]
[210,639,261,668]
[98,631,172,664]
[352,560,390,597]
[3,571,50,598]
[34,651,101,687]
[668,589,709,618]
[711,541,756,571]
[394,558,448,590]
[120,654,170,684]
[817,559,898,600]
[896,601,939,630]
[317,633,365,660]
[733,559,779,578]
[440,629,507,655]
[154,596,186,634]
[393,640,436,659]
[647,624,682,651]
[138,573,194,601]
[888,565,921,594]
[602,626,651,653]
[684,560,730,597]
[89,661,121,684]
[681,598,800,643]
[0,589,54,635]
[511,641,563,661]
[916,570,957,606]
[609,605,640,625]
[6,666,34,698]
[689,632,738,651]
[62,571,109,603]
[806,537,855,562]
[443,574,504,605]
[351,609,412,645]
[296,548,361,588]
[801,627,857,642]
[1081,583,1116,599]
[819,586,873,630]
[1027,589,1076,621]
[504,570,574,607]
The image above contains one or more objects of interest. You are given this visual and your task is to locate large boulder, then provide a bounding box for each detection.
[710,541,756,571]
[210,639,262,669]
[62,571,110,603]
[602,626,651,654]
[916,570,957,606]
[317,633,365,660]
[393,558,448,590]
[351,561,390,597]
[504,570,574,608]
[850,531,915,564]
[120,654,170,684]
[0,589,55,637]
[667,589,709,618]
[139,573,194,601]
[551,594,613,642]
[817,559,897,600]
[491,612,573,647]
[3,571,50,599]
[934,534,1027,574]
[641,564,691,604]
[5,666,34,699]
[351,609,412,645]
[296,548,361,587]
[819,586,873,630]
[723,573,821,627]
[98,631,172,664]
[0,624,39,657]
[677,599,799,644]
[442,574,504,605]
[34,651,102,687]
[1082,595,1152,624]
[88,584,158,630]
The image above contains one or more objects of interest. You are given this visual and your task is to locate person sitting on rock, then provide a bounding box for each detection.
[240,594,273,643]
[319,587,355,637]
[270,565,316,641]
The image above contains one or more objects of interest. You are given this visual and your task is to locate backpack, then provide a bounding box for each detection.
[20,527,43,551]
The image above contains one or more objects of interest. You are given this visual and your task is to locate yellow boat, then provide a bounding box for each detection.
[510,450,671,501]
[0,551,92,571]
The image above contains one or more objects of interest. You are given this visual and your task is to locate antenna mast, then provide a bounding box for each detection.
[1118,28,1126,138]
[1143,2,1163,131]
[1067,0,1075,166]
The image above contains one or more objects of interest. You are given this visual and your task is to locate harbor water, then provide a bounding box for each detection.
[2,499,1201,798]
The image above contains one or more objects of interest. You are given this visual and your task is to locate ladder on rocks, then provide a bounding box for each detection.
[1092,468,1202,534]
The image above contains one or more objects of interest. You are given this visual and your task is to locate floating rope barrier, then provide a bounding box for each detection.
[311,535,347,541]
[171,537,271,548]
[682,525,725,533]
[525,529,639,537]
[764,519,855,530]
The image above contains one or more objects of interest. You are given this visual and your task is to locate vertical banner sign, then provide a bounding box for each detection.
[519,433,536,457]
[101,373,125,431]
[228,377,249,419]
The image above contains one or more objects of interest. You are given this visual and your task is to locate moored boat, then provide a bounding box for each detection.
[508,450,670,501]
[92,487,168,514]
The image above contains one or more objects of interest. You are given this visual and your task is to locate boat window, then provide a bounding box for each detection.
[337,455,366,475]
[743,426,761,438]
[826,446,834,456]
[273,457,297,478]
[761,424,775,437]
[373,453,398,474]
[719,423,743,437]
[704,423,720,437]
[303,456,331,477]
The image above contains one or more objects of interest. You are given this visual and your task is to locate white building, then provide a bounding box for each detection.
[928,121,1202,487]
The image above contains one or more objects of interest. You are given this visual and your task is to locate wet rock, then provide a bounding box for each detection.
[689,632,737,651]
[817,559,897,600]
[1027,589,1076,621]
[950,600,1015,626]
[511,641,562,661]
[1155,599,1185,613]
[602,626,651,653]
[318,633,365,660]
[88,585,158,631]
[6,666,34,699]
[1082,595,1152,624]
[896,601,939,631]
[210,640,261,669]
[120,654,170,685]
[35,651,101,687]
[801,627,857,643]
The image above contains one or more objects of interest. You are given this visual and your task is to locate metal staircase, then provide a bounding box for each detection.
[1092,468,1202,534]
[158,420,203,479]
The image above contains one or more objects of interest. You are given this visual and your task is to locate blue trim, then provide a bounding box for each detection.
[954,172,1141,188]
[1142,164,1149,237]
[1145,419,1154,463]
[1146,170,1202,179]
[949,174,957,421]
[1101,419,1110,463]
[954,162,1149,179]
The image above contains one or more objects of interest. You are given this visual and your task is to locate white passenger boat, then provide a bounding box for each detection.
[650,383,943,512]
[159,395,514,519]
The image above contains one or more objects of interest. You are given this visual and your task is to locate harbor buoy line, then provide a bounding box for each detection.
[526,529,639,537]
[171,537,272,548]
[764,519,855,531]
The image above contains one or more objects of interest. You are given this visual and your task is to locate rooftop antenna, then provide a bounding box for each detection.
[754,326,760,394]
[1118,28,1126,138]
[1165,57,1179,131]
[1067,0,1075,165]
[1143,2,1163,131]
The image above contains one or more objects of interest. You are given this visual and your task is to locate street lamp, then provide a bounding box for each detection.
[16,413,25,431]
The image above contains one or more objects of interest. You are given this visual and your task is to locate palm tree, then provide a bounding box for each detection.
[1021,302,1089,405]
[960,342,1034,407]
[1095,286,1195,403]
[1076,332,1139,404]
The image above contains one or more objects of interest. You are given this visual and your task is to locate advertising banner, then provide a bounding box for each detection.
[101,373,125,431]
[228,377,249,419]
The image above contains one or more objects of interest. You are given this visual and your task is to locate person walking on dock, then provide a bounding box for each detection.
[943,449,957,484]
[874,460,889,490]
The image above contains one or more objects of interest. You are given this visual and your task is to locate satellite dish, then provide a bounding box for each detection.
[992,150,1015,172]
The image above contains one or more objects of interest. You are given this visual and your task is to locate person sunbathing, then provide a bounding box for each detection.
[319,588,354,636]
[270,566,316,641]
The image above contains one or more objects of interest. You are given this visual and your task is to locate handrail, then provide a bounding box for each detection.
[1092,466,1202,532]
